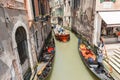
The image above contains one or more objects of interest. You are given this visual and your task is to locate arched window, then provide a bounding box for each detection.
[15,27,28,65]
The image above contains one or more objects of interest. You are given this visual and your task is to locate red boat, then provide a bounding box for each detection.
[53,25,70,42]
[55,33,70,42]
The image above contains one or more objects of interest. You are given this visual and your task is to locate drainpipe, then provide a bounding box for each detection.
[25,0,35,76]
[26,0,34,27]
[93,12,102,46]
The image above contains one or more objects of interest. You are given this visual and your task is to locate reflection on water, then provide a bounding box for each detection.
[47,31,99,80]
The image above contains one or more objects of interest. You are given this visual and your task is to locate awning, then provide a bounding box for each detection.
[99,11,120,27]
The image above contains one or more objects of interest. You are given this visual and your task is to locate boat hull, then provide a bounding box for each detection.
[37,33,55,80]
[55,34,70,42]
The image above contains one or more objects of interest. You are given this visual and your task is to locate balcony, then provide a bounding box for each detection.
[34,15,51,22]
[96,0,120,11]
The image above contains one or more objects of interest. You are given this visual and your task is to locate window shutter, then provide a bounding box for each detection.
[100,0,104,3]
[100,0,116,3]
[112,0,116,2]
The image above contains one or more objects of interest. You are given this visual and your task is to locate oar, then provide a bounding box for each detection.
[102,40,113,73]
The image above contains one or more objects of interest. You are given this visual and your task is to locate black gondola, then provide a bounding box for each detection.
[37,33,55,80]
[78,38,114,80]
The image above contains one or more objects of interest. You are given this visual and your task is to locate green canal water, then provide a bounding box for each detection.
[47,31,99,80]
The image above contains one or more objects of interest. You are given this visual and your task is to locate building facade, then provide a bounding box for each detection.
[93,0,120,79]
[71,0,120,78]
[50,0,64,25]
[63,0,72,27]
[0,0,51,80]
[93,0,120,45]
[72,0,95,43]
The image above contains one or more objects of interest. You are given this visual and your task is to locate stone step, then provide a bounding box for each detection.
[114,50,120,55]
[110,57,120,69]
[112,56,120,64]
[109,61,120,74]
[114,53,120,59]
[116,48,120,53]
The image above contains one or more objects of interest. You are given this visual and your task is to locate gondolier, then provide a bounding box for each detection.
[98,37,104,51]
[96,49,104,74]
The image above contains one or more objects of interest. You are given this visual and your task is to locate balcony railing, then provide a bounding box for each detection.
[34,15,51,22]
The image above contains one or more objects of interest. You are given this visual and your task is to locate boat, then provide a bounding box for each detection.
[53,24,70,42]
[78,38,114,80]
[36,33,55,80]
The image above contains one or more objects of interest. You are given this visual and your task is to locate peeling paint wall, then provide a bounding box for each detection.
[0,7,30,80]
[0,0,52,79]
[72,0,95,43]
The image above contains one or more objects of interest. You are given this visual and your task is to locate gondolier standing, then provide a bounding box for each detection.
[96,37,104,73]
[98,37,104,52]
[97,49,104,73]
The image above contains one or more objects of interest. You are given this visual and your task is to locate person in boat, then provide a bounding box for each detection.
[47,46,55,54]
[96,49,104,73]
[58,27,64,34]
[98,37,104,52]
[86,48,96,64]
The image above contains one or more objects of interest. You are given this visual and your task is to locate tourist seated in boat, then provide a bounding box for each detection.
[85,49,96,64]
[80,44,96,64]
[47,46,55,54]
[58,27,64,33]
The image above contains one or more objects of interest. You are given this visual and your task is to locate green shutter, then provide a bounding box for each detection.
[100,0,104,3]
[100,0,116,3]
[112,0,116,2]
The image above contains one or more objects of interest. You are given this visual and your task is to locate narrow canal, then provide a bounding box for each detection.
[47,31,99,80]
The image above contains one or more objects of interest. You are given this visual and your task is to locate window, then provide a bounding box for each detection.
[32,0,42,20]
[32,0,36,18]
[74,0,80,9]
[68,1,70,6]
[41,29,44,41]
[41,3,45,16]
[35,31,39,49]
[15,27,28,65]
[100,0,116,3]
[38,0,41,15]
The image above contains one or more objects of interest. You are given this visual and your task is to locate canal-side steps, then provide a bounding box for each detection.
[109,49,120,74]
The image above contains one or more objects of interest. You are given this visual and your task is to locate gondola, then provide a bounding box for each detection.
[78,38,114,80]
[53,24,70,42]
[37,33,55,80]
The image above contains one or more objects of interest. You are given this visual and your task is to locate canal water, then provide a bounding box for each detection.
[47,31,99,80]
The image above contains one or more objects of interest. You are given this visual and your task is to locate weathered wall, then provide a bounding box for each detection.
[0,7,13,77]
[0,0,25,9]
[0,6,32,80]
[72,0,95,43]
[0,0,52,79]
